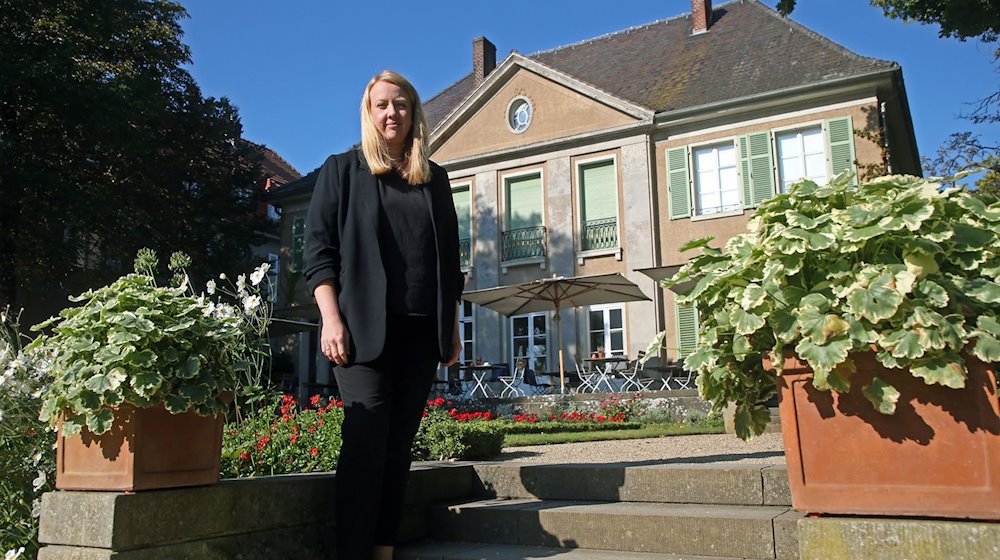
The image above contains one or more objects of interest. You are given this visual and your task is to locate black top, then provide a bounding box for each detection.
[377,171,438,316]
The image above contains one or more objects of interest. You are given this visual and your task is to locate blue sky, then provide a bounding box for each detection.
[178,0,997,175]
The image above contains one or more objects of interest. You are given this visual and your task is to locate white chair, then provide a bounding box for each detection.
[620,353,655,392]
[573,356,599,393]
[499,363,526,398]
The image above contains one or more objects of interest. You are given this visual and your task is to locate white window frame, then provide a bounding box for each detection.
[575,154,621,261]
[586,304,626,357]
[691,139,741,218]
[458,299,476,364]
[774,121,828,192]
[510,312,549,374]
[266,252,280,304]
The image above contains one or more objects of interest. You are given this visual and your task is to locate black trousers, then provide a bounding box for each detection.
[332,314,439,558]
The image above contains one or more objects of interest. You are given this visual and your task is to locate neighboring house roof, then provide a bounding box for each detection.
[423,0,895,129]
[243,139,302,186]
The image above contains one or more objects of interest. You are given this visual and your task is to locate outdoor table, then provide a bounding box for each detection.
[583,356,629,392]
[458,365,497,399]
[643,363,690,390]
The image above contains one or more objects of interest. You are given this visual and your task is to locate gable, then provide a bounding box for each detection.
[432,68,639,162]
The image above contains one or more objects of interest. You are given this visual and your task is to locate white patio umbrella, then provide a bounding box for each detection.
[461,273,650,393]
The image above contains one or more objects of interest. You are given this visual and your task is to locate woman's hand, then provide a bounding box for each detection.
[442,319,462,367]
[321,318,351,366]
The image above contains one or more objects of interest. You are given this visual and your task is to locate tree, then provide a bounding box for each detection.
[776,0,1000,41]
[0,0,266,321]
[778,1,1000,190]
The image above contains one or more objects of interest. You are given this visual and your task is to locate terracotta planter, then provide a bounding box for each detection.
[56,402,225,491]
[769,351,1000,520]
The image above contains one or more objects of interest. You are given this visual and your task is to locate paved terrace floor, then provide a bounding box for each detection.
[495,432,787,465]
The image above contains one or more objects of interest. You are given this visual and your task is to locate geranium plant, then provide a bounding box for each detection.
[657,172,1000,438]
[32,249,271,437]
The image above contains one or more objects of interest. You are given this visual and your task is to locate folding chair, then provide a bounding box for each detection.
[620,352,655,392]
[498,363,525,398]
[573,356,599,393]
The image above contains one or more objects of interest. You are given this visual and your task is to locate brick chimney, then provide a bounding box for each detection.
[472,36,496,86]
[692,0,713,34]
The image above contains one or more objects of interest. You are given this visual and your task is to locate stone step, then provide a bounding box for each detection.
[470,463,791,507]
[397,541,750,559]
[427,498,802,559]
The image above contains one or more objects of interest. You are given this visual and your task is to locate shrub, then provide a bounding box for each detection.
[221,394,344,477]
[412,397,504,461]
[1,307,55,559]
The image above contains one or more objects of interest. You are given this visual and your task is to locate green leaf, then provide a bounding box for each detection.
[178,356,201,379]
[61,415,85,437]
[86,408,115,435]
[131,370,162,395]
[179,383,212,404]
[904,251,939,279]
[732,335,751,360]
[863,377,901,414]
[734,403,771,441]
[84,374,114,394]
[846,271,904,322]
[795,336,853,375]
[915,280,949,308]
[879,329,924,359]
[971,316,1000,362]
[910,356,966,388]
[951,223,995,251]
[126,348,157,367]
[732,308,766,335]
[966,279,1000,304]
[108,330,141,345]
[164,393,191,414]
[796,307,828,344]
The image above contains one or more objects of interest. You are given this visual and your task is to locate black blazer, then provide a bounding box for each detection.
[303,148,465,364]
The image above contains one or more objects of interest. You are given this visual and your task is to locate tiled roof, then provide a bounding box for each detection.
[258,144,302,185]
[423,0,895,129]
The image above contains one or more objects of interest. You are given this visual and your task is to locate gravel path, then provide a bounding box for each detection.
[494,432,786,465]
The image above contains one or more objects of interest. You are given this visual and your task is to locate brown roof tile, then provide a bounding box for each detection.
[423,0,895,128]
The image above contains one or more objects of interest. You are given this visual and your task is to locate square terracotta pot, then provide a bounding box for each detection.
[56,403,225,491]
[773,352,1000,520]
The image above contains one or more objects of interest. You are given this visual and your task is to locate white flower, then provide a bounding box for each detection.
[250,262,270,286]
[0,408,4,422]
[219,272,227,280]
[32,470,46,492]
[5,546,25,560]
[236,274,247,294]
[243,295,262,314]
[202,302,216,317]
[206,279,216,295]
[31,387,43,399]
[31,497,41,518]
[31,451,42,465]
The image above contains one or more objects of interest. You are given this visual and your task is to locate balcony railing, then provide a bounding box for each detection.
[581,217,618,251]
[459,238,471,269]
[501,226,547,262]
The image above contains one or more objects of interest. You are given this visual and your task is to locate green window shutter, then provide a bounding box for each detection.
[580,160,616,222]
[291,215,305,272]
[675,303,700,358]
[667,147,690,219]
[506,174,543,230]
[740,132,774,208]
[452,186,471,240]
[827,116,856,185]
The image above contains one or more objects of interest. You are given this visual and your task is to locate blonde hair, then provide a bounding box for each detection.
[360,70,432,185]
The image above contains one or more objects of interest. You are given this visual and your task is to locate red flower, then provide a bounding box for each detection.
[309,447,319,457]
[255,436,270,451]
[290,433,299,444]
[307,424,317,433]
[239,451,251,461]
[310,394,321,406]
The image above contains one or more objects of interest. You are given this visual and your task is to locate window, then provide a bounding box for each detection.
[458,300,475,363]
[693,142,740,216]
[266,253,280,304]
[675,303,700,359]
[511,312,548,374]
[291,215,305,272]
[777,127,827,191]
[588,304,625,357]
[452,183,472,269]
[267,203,281,222]
[502,172,546,262]
[578,159,618,251]
[507,97,533,133]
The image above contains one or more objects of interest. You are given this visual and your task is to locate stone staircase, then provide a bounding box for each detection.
[397,462,802,559]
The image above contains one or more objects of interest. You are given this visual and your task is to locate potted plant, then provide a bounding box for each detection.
[30,249,271,491]
[658,172,1000,519]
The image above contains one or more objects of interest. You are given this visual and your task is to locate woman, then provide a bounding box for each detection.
[303,70,464,559]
